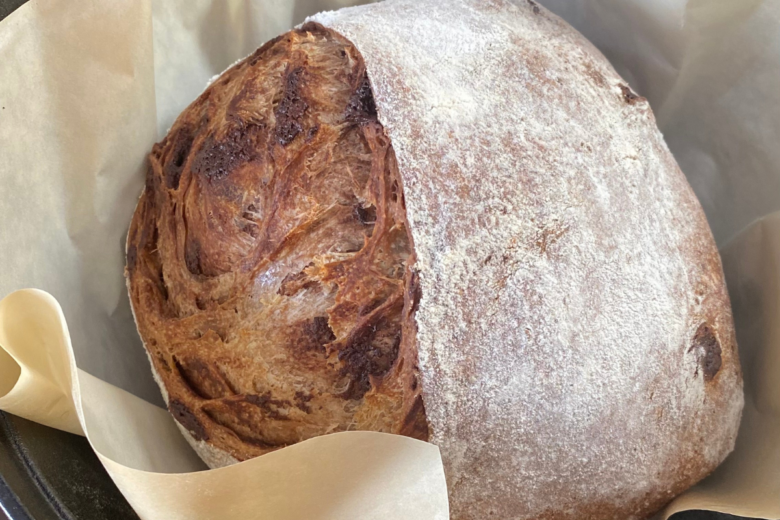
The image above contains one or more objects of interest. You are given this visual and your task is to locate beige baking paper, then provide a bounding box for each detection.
[0,0,777,518]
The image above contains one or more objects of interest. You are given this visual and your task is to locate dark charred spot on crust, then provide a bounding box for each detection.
[239,221,260,238]
[244,392,291,421]
[185,236,203,275]
[306,124,320,141]
[169,399,208,441]
[278,271,306,296]
[527,0,541,14]
[154,350,171,373]
[285,315,336,365]
[191,124,262,181]
[241,206,260,227]
[399,395,430,441]
[145,226,169,303]
[126,244,138,272]
[690,323,722,381]
[164,125,194,189]
[620,84,645,104]
[298,316,336,351]
[274,67,308,146]
[144,162,157,195]
[337,313,403,400]
[294,391,313,413]
[346,74,378,124]
[353,203,377,225]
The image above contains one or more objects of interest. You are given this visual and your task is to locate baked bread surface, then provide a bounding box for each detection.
[310,1,743,519]
[127,24,427,464]
[128,1,744,519]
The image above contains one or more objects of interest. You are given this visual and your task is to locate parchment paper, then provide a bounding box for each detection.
[0,0,778,519]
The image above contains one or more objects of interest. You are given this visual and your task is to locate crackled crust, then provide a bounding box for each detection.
[127,24,428,463]
[128,2,744,519]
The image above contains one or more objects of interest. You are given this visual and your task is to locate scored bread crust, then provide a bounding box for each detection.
[309,1,744,519]
[127,24,427,464]
[125,272,241,468]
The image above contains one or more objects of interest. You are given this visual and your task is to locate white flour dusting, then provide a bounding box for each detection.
[311,1,743,518]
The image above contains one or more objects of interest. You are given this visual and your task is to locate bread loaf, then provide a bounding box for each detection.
[127,0,744,518]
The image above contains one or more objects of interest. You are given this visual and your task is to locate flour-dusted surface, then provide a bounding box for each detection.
[311,1,744,519]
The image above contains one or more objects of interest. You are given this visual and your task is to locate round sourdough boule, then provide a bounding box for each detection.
[126,1,744,519]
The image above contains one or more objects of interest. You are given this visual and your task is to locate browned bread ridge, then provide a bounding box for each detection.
[128,0,744,518]
[127,24,427,466]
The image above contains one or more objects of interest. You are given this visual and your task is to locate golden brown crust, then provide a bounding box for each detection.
[127,23,427,462]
